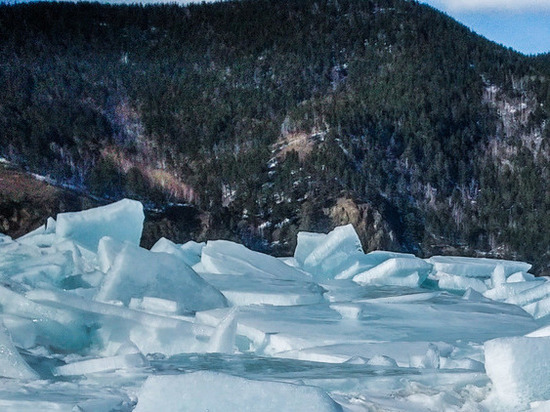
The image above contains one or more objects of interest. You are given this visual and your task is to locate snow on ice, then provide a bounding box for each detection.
[0,199,549,410]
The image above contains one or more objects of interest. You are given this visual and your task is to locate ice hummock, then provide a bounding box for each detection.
[200,239,307,281]
[134,371,342,412]
[485,336,550,409]
[95,241,228,314]
[151,237,204,267]
[56,198,144,251]
[294,224,428,286]
[0,199,549,410]
[428,255,531,278]
[0,322,38,379]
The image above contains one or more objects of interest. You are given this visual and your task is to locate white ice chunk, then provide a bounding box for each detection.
[526,325,550,337]
[523,296,550,319]
[353,257,432,286]
[0,322,38,379]
[439,357,484,371]
[96,242,227,313]
[278,256,300,268]
[507,271,536,283]
[419,343,440,369]
[462,288,493,302]
[483,281,544,302]
[201,272,325,307]
[294,231,327,266]
[435,272,488,293]
[0,286,91,352]
[53,352,148,376]
[134,371,342,412]
[17,217,57,247]
[129,296,179,315]
[2,315,37,349]
[333,251,416,280]
[427,256,531,278]
[97,236,125,273]
[505,280,550,306]
[344,355,369,364]
[56,198,144,251]
[298,225,367,280]
[531,400,550,412]
[303,225,363,268]
[201,240,306,281]
[330,303,363,319]
[485,336,550,408]
[491,264,506,288]
[0,234,13,245]
[151,237,203,267]
[180,240,205,267]
[206,307,238,354]
[367,355,398,367]
[27,288,213,356]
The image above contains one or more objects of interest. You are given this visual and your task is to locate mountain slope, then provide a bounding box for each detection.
[0,0,549,271]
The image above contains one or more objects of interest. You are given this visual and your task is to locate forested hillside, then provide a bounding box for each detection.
[1,0,550,272]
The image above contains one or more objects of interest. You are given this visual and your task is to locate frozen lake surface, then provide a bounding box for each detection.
[0,199,549,411]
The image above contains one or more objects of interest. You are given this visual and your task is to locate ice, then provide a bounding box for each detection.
[333,251,417,280]
[485,336,550,408]
[206,307,238,353]
[293,227,414,282]
[2,315,37,349]
[505,280,550,306]
[0,233,13,244]
[303,225,362,267]
[129,296,179,315]
[294,232,327,265]
[201,272,325,306]
[27,288,213,356]
[0,322,38,379]
[366,355,398,367]
[329,303,363,319]
[134,371,343,412]
[507,271,536,282]
[196,292,535,361]
[16,217,57,247]
[526,325,550,338]
[200,239,307,281]
[95,242,227,313]
[531,400,550,411]
[1,200,548,411]
[419,343,440,369]
[151,237,203,267]
[523,296,550,320]
[296,225,371,280]
[433,272,488,293]
[97,236,125,273]
[427,256,531,278]
[54,352,148,376]
[462,288,492,302]
[352,256,432,286]
[490,264,507,287]
[0,285,92,352]
[56,198,144,251]
[11,252,75,289]
[180,241,205,265]
[483,280,544,301]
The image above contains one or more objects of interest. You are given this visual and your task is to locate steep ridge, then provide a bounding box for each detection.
[0,0,549,271]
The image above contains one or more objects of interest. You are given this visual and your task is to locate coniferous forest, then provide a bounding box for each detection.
[1,0,550,273]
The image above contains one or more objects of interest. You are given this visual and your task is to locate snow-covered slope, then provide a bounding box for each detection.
[0,199,549,410]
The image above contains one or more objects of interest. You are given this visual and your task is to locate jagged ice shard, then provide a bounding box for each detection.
[0,199,549,410]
